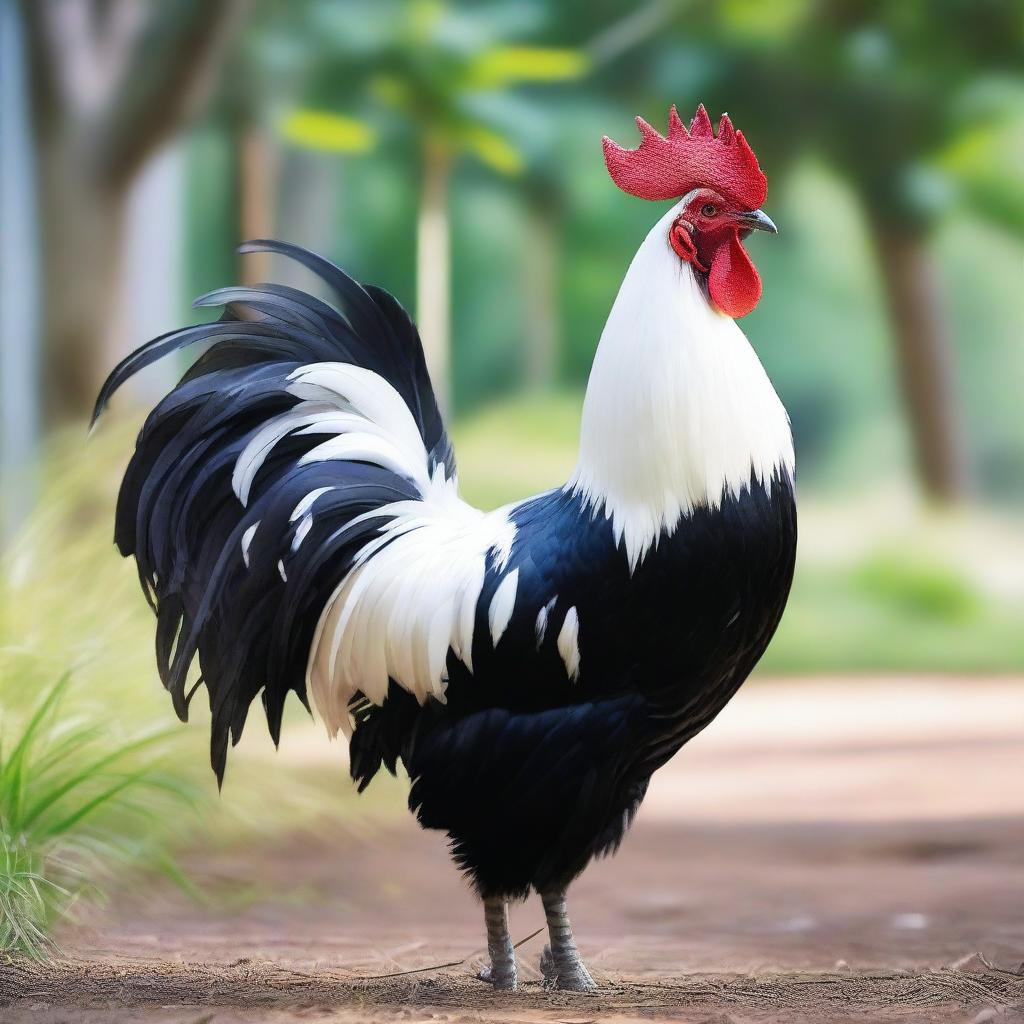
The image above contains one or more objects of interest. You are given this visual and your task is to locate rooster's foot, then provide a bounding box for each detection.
[539,941,598,992]
[539,889,598,991]
[480,895,517,990]
[477,962,518,990]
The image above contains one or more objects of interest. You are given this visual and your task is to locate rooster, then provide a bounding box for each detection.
[94,104,795,992]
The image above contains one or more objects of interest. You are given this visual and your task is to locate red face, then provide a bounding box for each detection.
[669,189,777,318]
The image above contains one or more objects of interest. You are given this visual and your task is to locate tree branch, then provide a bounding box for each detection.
[90,0,148,115]
[94,0,246,187]
[585,0,677,68]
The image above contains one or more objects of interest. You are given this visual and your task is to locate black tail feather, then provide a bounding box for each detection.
[95,242,449,781]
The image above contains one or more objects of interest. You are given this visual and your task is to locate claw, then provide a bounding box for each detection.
[540,942,554,978]
[538,942,597,992]
[478,963,517,991]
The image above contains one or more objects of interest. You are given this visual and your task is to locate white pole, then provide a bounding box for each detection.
[110,143,186,404]
[0,0,41,543]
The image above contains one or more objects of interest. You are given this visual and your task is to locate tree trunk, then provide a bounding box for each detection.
[871,223,970,503]
[112,144,186,402]
[416,139,452,414]
[237,124,277,286]
[275,148,336,291]
[523,197,560,391]
[36,134,127,421]
[18,0,245,423]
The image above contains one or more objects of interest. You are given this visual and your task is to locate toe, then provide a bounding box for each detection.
[559,971,598,992]
[478,963,517,990]
[539,943,555,979]
[543,955,598,992]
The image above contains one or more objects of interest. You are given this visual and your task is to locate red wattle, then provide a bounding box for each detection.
[707,229,762,318]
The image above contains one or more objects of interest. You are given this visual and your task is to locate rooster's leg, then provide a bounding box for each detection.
[539,889,597,991]
[477,896,517,990]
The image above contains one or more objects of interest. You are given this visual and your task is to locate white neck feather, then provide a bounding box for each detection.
[569,201,794,569]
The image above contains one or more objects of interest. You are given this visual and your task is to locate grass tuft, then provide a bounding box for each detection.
[853,551,980,622]
[0,672,199,957]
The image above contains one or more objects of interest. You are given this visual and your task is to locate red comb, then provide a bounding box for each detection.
[603,104,767,210]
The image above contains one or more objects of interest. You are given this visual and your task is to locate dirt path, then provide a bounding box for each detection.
[3,677,1023,1023]
[5,956,1024,1023]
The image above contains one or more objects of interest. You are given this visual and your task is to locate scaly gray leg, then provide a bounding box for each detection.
[539,889,597,991]
[477,896,517,990]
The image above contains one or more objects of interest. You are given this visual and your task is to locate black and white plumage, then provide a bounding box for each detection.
[97,176,795,991]
[94,240,453,777]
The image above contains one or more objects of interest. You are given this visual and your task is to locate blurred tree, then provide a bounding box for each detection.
[18,0,245,421]
[282,0,587,410]
[217,10,377,288]
[521,172,562,390]
[273,110,376,287]
[666,0,1022,501]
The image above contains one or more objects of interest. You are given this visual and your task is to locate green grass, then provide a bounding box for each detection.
[761,563,1024,675]
[852,551,981,622]
[453,389,582,509]
[0,673,198,956]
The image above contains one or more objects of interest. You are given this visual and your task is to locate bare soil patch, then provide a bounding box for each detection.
[4,955,1024,1024]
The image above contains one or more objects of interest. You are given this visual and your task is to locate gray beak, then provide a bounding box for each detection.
[737,209,778,234]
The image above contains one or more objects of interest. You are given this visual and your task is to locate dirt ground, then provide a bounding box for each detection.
[2,677,1023,1023]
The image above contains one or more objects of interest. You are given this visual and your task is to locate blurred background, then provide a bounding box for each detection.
[0,0,1022,969]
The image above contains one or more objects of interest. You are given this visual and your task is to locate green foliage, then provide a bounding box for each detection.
[762,562,1024,675]
[467,45,588,89]
[205,0,1024,487]
[261,0,588,174]
[666,0,1022,228]
[939,113,1024,236]
[0,673,198,956]
[453,390,581,508]
[853,552,980,622]
[281,110,377,153]
[0,423,176,716]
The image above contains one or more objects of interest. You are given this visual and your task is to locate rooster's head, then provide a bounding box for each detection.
[603,104,775,318]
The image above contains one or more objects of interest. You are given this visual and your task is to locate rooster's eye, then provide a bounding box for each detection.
[701,203,718,217]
